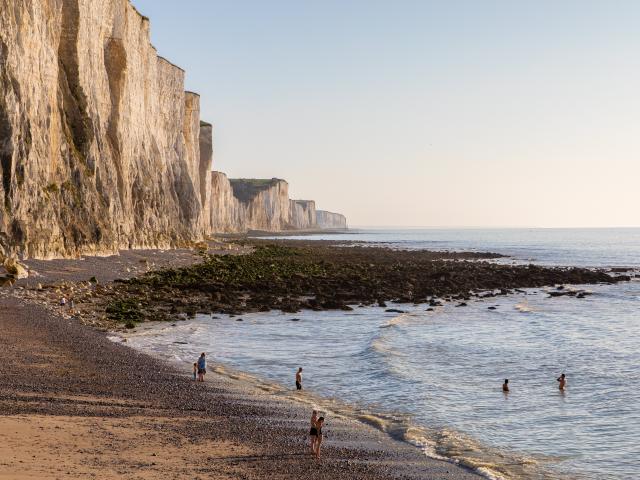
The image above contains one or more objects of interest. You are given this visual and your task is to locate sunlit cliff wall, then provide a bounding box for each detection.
[0,0,210,258]
[288,200,316,229]
[316,210,347,229]
[210,172,291,233]
[0,0,345,256]
[209,172,347,233]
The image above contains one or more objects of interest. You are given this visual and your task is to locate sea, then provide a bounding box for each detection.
[122,228,640,480]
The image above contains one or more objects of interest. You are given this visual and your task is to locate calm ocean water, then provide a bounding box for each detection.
[125,229,640,479]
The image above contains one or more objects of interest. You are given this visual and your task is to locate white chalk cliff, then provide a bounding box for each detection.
[288,200,316,230]
[316,210,347,229]
[0,0,345,259]
[0,0,212,258]
[209,173,346,233]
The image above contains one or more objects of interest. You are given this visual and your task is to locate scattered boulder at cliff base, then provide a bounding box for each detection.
[1,256,29,279]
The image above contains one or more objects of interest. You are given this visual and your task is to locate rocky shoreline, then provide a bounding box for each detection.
[0,295,481,479]
[112,240,629,327]
[0,240,632,478]
[10,239,626,331]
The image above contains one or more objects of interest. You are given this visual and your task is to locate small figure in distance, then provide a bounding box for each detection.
[192,362,197,381]
[557,373,566,390]
[314,416,325,460]
[197,352,206,382]
[60,296,67,306]
[502,379,509,392]
[309,410,318,454]
[296,367,303,391]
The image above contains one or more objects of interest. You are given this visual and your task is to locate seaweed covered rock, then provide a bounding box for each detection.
[105,241,626,321]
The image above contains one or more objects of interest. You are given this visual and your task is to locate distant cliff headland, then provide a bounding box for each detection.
[211,173,346,233]
[0,0,345,260]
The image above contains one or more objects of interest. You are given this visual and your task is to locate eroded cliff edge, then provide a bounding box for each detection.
[0,0,211,258]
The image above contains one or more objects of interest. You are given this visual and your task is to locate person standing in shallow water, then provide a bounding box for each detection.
[502,379,509,392]
[197,353,206,382]
[557,373,566,390]
[296,367,303,390]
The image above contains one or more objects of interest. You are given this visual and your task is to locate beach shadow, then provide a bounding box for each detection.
[207,453,308,462]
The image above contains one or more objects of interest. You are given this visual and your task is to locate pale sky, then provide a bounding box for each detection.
[134,0,639,228]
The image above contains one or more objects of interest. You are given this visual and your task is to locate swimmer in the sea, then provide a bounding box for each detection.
[557,373,566,390]
[502,379,509,392]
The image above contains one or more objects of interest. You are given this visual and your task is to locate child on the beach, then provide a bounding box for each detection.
[193,362,197,381]
[197,353,206,382]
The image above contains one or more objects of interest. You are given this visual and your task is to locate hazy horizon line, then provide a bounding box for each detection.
[348,225,640,230]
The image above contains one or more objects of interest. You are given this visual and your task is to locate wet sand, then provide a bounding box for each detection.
[0,252,480,479]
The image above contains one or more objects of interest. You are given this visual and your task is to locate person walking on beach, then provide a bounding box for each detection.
[314,417,325,460]
[193,362,197,381]
[197,353,206,382]
[502,379,509,392]
[557,373,566,390]
[296,367,303,390]
[309,410,318,453]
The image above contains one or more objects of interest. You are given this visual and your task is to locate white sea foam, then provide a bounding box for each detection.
[514,301,535,312]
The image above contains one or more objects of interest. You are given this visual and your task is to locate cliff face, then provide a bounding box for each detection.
[230,178,290,231]
[210,173,291,233]
[0,0,211,258]
[209,172,348,233]
[316,210,347,229]
[198,121,213,228]
[288,200,316,230]
[210,172,243,233]
[0,0,346,257]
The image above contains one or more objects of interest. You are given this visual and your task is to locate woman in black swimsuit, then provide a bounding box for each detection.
[309,410,318,453]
